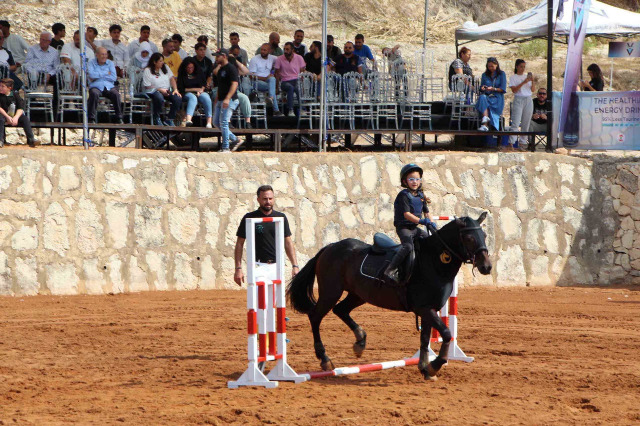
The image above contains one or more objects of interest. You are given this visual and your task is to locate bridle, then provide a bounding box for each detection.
[428,218,487,265]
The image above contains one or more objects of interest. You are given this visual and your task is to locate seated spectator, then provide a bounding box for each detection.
[87,47,123,124]
[326,35,341,61]
[177,57,212,128]
[0,21,29,69]
[229,32,248,65]
[162,38,182,76]
[193,42,214,89]
[128,41,151,70]
[0,78,37,147]
[449,47,473,89]
[353,34,375,70]
[197,35,214,60]
[24,32,59,81]
[60,30,95,70]
[127,25,158,58]
[98,24,129,77]
[172,34,188,60]
[508,59,534,147]
[475,57,506,132]
[331,42,363,75]
[212,48,239,152]
[304,41,322,78]
[292,29,307,56]
[579,63,604,91]
[50,23,66,50]
[382,45,405,76]
[0,33,23,90]
[255,32,283,57]
[275,42,306,117]
[248,43,281,115]
[530,88,550,133]
[85,27,99,52]
[143,52,182,126]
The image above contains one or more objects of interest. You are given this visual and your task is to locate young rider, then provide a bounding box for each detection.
[383,163,435,284]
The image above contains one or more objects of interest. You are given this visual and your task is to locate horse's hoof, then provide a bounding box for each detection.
[426,362,440,377]
[353,340,366,358]
[321,360,335,371]
[419,365,438,381]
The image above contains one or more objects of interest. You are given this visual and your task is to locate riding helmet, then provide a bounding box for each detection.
[400,163,423,188]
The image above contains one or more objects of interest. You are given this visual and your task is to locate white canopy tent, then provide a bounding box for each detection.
[455,0,640,46]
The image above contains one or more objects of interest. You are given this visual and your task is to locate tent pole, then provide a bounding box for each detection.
[546,0,553,152]
[217,0,224,49]
[423,0,429,49]
[78,0,89,150]
[319,0,328,152]
[610,59,613,90]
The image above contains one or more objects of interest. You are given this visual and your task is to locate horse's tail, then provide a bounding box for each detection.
[286,246,328,314]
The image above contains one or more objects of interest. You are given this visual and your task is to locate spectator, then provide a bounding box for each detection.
[332,41,363,75]
[530,88,550,133]
[0,33,23,90]
[162,38,182,76]
[212,48,239,153]
[353,34,375,69]
[87,47,123,124]
[508,59,535,147]
[143,52,182,126]
[224,47,252,128]
[127,25,158,58]
[326,35,341,61]
[275,42,306,117]
[382,45,405,76]
[255,32,283,57]
[304,41,322,78]
[229,32,248,65]
[579,63,604,91]
[177,57,212,128]
[248,43,281,116]
[193,42,214,90]
[448,46,473,89]
[128,41,151,69]
[0,21,30,67]
[98,24,129,77]
[475,57,506,132]
[85,27,99,52]
[24,32,59,80]
[0,78,37,147]
[197,35,214,60]
[50,23,66,50]
[172,34,188,60]
[292,29,307,56]
[60,30,95,70]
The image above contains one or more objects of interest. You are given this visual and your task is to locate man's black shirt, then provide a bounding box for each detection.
[236,210,292,263]
[216,62,239,101]
[304,52,322,75]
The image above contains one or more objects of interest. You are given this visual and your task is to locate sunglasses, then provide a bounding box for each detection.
[407,177,422,183]
[538,92,547,95]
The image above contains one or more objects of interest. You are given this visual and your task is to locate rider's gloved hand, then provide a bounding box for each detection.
[419,218,432,226]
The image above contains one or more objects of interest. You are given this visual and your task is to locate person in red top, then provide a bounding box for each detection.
[274,42,306,117]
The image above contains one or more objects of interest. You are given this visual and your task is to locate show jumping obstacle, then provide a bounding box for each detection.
[227,217,307,389]
[229,216,473,387]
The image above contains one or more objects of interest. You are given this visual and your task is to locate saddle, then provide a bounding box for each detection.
[360,233,415,285]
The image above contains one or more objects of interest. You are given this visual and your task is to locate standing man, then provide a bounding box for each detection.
[213,48,239,153]
[275,42,305,117]
[0,21,30,69]
[229,32,248,65]
[292,29,307,56]
[60,30,95,69]
[87,47,123,124]
[353,34,375,70]
[127,25,158,58]
[0,78,37,148]
[161,38,182,76]
[50,23,66,50]
[98,24,129,78]
[234,185,299,285]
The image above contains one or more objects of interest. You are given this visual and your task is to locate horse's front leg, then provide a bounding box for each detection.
[417,315,436,381]
[418,308,451,379]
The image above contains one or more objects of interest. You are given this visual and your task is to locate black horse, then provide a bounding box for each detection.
[286,213,492,379]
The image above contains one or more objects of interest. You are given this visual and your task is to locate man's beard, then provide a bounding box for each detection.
[260,204,273,212]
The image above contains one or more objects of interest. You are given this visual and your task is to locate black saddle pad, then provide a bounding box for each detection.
[360,233,414,284]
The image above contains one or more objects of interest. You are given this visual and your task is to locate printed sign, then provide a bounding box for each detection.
[608,42,640,58]
[579,91,640,149]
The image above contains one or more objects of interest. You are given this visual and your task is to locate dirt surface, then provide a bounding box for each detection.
[0,286,639,425]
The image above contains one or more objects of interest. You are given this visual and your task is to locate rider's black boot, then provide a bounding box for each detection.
[383,247,410,285]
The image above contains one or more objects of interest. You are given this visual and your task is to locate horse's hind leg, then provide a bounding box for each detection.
[332,293,367,357]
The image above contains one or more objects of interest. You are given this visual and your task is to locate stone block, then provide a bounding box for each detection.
[322,222,340,246]
[621,231,634,250]
[480,169,505,207]
[610,184,622,199]
[46,263,79,295]
[630,207,640,221]
[168,206,200,245]
[175,161,191,199]
[134,205,164,248]
[315,164,330,189]
[82,259,105,295]
[58,165,80,192]
[528,256,550,286]
[460,171,478,199]
[145,251,168,291]
[270,171,290,194]
[122,158,139,170]
[105,202,129,249]
[445,169,462,193]
[542,220,559,254]
[204,208,220,250]
[616,168,639,193]
[533,176,549,196]
[199,255,217,290]
[496,245,526,286]
[577,165,592,186]
[384,154,403,187]
[103,171,135,198]
[0,199,40,220]
[43,202,69,255]
[75,197,105,254]
[541,198,556,213]
[0,165,12,193]
[17,158,41,195]
[12,225,38,251]
[562,207,582,232]
[340,205,359,229]
[508,166,533,212]
[560,186,576,201]
[299,198,317,248]
[108,254,124,294]
[174,252,197,290]
[526,219,541,251]
[302,167,317,193]
[142,166,169,201]
[0,221,13,245]
[619,189,635,207]
[15,256,38,295]
[129,256,149,292]
[567,256,594,285]
[557,163,575,184]
[82,165,95,194]
[357,199,376,226]
[499,207,521,240]
[621,216,635,231]
[0,251,11,295]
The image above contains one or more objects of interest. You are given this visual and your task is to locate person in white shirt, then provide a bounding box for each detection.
[24,32,59,79]
[60,30,95,70]
[97,24,129,77]
[143,52,182,126]
[0,21,30,66]
[248,43,280,114]
[229,32,248,65]
[127,25,158,59]
[508,59,535,148]
[85,27,99,52]
[171,34,188,60]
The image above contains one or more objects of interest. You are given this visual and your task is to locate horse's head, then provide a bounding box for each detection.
[455,212,492,275]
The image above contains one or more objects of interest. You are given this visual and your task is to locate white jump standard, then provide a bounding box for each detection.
[228,217,306,389]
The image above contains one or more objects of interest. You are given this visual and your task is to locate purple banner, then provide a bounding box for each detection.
[558,0,592,146]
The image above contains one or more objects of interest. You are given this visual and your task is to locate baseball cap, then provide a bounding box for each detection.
[214,48,229,56]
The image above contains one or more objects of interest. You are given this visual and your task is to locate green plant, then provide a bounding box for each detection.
[515,39,547,59]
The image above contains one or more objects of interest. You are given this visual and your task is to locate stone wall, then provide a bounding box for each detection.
[0,148,632,296]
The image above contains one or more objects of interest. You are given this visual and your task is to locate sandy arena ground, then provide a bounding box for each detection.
[0,286,639,425]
